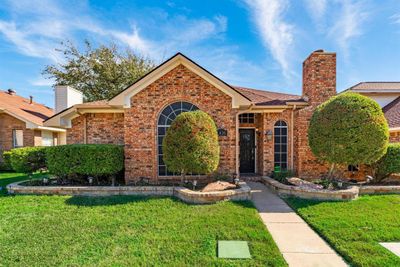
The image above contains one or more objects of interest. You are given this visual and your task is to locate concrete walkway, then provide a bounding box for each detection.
[248,182,347,267]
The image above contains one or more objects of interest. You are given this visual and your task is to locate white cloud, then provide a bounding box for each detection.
[0,0,270,95]
[304,0,327,29]
[0,1,229,64]
[109,26,154,56]
[243,0,294,78]
[0,21,62,62]
[391,13,400,24]
[30,76,55,87]
[328,0,369,57]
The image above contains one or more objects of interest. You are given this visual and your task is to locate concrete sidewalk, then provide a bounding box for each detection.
[248,182,347,267]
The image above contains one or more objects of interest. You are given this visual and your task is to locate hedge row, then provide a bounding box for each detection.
[9,147,47,173]
[0,151,13,171]
[4,144,124,178]
[46,144,124,177]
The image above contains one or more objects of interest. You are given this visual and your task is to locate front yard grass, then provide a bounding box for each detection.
[0,172,286,266]
[286,195,400,267]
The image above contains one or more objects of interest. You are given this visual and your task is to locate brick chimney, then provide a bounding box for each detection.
[54,85,83,113]
[302,50,336,106]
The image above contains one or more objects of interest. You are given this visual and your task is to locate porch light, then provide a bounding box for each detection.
[265,130,273,140]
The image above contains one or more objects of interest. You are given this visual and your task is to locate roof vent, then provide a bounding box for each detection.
[29,95,33,104]
[7,89,16,95]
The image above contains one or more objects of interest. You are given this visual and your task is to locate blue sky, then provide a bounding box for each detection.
[0,0,400,108]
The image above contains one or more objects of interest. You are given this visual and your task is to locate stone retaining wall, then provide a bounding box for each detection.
[359,185,400,195]
[261,177,359,201]
[6,181,251,204]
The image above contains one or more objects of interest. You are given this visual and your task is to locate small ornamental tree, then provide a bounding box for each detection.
[308,92,389,178]
[162,110,220,183]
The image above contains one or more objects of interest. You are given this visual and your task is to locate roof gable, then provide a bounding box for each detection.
[108,53,252,108]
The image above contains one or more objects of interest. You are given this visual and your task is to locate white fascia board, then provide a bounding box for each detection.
[37,126,66,132]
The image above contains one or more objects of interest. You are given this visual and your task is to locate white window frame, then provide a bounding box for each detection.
[12,129,23,148]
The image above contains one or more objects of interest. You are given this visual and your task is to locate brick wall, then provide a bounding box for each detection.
[124,64,237,184]
[0,113,35,160]
[67,113,124,145]
[389,132,400,142]
[262,111,294,175]
[294,50,337,179]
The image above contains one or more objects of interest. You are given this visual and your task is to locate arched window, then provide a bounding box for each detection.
[157,101,198,176]
[274,120,288,170]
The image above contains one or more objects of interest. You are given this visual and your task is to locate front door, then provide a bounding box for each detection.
[239,129,255,173]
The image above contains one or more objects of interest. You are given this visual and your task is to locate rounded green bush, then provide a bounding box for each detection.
[9,147,47,174]
[162,110,220,178]
[309,92,389,166]
[373,143,400,183]
[46,144,124,177]
[0,151,13,171]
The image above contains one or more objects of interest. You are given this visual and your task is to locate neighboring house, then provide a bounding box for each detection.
[0,89,66,159]
[45,50,365,183]
[346,82,400,142]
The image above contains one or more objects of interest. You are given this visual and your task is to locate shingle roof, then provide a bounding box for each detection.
[347,82,400,91]
[383,97,400,128]
[232,86,304,105]
[0,90,54,126]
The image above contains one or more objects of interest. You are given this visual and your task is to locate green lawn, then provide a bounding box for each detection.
[286,195,400,267]
[0,172,286,266]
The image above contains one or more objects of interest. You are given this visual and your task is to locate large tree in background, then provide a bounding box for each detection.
[43,40,155,102]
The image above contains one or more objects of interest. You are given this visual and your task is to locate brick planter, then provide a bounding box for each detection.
[261,177,359,201]
[6,181,251,204]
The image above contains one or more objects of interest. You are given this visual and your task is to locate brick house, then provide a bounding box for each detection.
[46,50,382,184]
[0,89,66,161]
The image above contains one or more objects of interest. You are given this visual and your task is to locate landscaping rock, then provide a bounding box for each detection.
[202,181,237,192]
[286,177,323,190]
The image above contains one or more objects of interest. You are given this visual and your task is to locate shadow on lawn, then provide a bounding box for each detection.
[284,197,343,211]
[65,195,256,208]
[65,195,180,206]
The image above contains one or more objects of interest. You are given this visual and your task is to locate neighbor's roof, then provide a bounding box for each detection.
[0,90,54,126]
[233,86,304,106]
[383,96,400,128]
[346,82,400,92]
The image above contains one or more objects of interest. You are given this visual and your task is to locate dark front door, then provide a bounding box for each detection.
[239,129,255,173]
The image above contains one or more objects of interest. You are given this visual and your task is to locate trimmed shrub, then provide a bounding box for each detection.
[0,151,13,171]
[9,147,47,174]
[46,144,124,178]
[372,143,400,183]
[163,110,220,182]
[308,92,389,177]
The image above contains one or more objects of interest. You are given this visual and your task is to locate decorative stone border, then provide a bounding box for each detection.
[6,181,251,204]
[261,176,359,201]
[359,185,400,195]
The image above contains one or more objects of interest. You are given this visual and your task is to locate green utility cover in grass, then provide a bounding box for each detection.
[218,241,251,259]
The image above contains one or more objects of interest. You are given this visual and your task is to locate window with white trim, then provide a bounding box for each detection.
[274,120,288,170]
[12,129,23,148]
[157,101,198,176]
